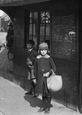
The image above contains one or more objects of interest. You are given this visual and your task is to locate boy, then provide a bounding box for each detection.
[25,40,38,97]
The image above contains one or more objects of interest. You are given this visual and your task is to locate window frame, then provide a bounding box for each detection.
[24,10,51,49]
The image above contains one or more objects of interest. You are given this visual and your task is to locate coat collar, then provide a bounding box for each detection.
[28,48,33,52]
[36,54,50,59]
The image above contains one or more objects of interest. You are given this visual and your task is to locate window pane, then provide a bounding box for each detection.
[40,36,44,43]
[46,11,50,23]
[45,36,50,40]
[28,11,50,47]
[30,12,32,18]
[41,12,46,23]
[33,24,35,35]
[29,35,32,40]
[46,24,50,36]
[29,24,32,35]
[40,24,45,36]
[30,12,32,23]
[41,11,50,23]
[33,36,37,47]
[34,12,38,20]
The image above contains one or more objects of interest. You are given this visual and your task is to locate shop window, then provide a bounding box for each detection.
[27,11,50,48]
[40,11,50,43]
[29,12,38,41]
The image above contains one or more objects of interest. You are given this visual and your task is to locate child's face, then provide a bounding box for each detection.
[40,49,47,56]
[27,44,32,50]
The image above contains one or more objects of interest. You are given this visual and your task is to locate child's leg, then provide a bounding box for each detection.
[25,80,33,95]
[38,95,47,112]
[44,96,51,114]
[25,69,33,95]
[42,95,47,109]
[31,81,39,97]
[47,96,52,109]
[44,90,52,114]
[32,84,39,97]
[38,82,47,112]
[31,80,35,93]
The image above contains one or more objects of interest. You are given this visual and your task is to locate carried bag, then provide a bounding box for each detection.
[47,71,62,92]
[27,67,35,80]
[31,68,35,79]
[26,58,32,66]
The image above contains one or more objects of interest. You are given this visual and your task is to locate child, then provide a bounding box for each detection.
[34,42,56,114]
[25,40,38,97]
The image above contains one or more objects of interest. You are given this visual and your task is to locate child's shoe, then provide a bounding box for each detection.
[44,108,50,114]
[38,107,45,112]
[25,90,32,95]
[33,93,39,97]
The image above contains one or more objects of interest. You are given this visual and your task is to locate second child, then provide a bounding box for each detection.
[25,40,38,97]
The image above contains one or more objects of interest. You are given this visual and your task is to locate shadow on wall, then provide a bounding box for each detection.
[52,58,78,111]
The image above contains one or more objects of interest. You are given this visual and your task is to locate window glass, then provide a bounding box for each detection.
[29,24,32,35]
[27,11,50,48]
[41,11,50,23]
[30,12,32,23]
[40,11,50,42]
[46,24,50,36]
[34,12,38,20]
[40,36,44,43]
[33,24,36,35]
[29,35,32,40]
[29,12,38,40]
[40,24,45,36]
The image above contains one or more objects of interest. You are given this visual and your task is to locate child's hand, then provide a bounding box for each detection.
[28,65,33,69]
[43,72,49,77]
[33,79,37,84]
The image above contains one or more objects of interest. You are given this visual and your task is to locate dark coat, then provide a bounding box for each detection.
[26,48,38,80]
[34,54,56,94]
[26,48,38,65]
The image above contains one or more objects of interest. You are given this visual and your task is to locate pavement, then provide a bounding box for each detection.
[0,76,81,115]
[0,45,81,115]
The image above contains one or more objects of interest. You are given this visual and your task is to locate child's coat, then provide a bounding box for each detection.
[34,54,56,94]
[26,48,38,80]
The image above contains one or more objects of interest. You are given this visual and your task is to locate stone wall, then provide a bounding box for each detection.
[12,7,28,88]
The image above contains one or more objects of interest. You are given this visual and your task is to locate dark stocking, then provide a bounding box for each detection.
[47,97,52,110]
[31,81,35,94]
[42,96,47,109]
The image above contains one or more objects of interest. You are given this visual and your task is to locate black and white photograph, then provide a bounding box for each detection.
[0,0,81,115]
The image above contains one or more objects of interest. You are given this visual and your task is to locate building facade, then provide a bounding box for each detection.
[0,0,81,113]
